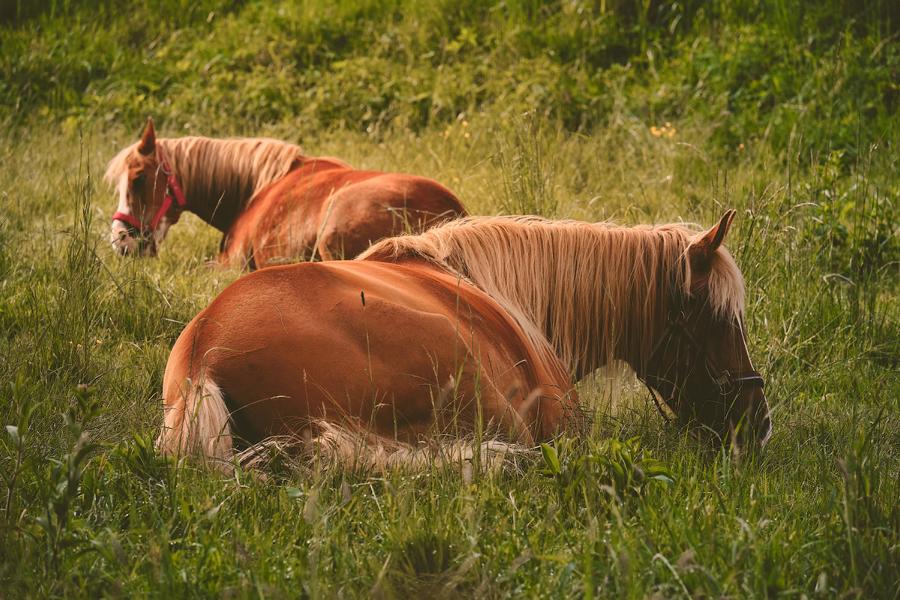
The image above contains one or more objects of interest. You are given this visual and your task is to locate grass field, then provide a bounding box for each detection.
[1,1,898,597]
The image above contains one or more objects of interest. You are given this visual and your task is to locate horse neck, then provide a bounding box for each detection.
[454,223,686,380]
[158,137,299,233]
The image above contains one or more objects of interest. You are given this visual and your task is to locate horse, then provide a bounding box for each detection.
[156,211,771,467]
[104,119,466,268]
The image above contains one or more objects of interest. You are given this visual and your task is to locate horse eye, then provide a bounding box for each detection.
[132,174,145,189]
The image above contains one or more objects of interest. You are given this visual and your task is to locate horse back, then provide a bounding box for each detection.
[163,260,573,446]
[221,160,466,266]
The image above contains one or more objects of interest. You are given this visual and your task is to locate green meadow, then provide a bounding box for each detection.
[0,1,897,597]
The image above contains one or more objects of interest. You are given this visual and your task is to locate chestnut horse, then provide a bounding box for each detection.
[157,212,771,466]
[104,119,465,268]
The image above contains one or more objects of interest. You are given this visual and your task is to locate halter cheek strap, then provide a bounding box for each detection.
[641,308,765,421]
[112,146,187,235]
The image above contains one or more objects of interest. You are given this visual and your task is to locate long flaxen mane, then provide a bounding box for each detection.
[360,216,745,378]
[104,136,312,208]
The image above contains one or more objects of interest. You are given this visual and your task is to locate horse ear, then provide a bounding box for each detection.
[688,209,736,271]
[138,117,156,155]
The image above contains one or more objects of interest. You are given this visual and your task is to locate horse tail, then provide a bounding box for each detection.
[237,419,530,474]
[156,358,233,462]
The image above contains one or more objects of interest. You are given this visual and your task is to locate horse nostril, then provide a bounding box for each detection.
[118,230,129,241]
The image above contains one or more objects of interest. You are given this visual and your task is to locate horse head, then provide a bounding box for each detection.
[107,118,185,257]
[641,210,772,449]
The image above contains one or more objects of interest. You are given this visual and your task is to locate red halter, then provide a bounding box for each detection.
[111,146,187,235]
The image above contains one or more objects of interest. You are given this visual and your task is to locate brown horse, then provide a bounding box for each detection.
[104,119,465,267]
[157,212,771,466]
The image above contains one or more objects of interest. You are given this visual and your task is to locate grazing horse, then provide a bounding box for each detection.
[157,212,771,466]
[104,119,465,267]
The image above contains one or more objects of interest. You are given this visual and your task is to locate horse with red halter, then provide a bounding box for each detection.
[156,211,771,466]
[104,119,466,268]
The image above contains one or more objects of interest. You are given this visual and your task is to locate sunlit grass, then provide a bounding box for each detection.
[0,0,898,597]
[1,112,896,597]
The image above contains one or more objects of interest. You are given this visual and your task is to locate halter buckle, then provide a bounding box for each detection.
[713,372,732,389]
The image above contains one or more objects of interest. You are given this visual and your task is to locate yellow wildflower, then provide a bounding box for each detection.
[650,123,677,139]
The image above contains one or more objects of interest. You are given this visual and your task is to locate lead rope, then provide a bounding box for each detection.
[642,316,677,424]
[644,380,673,423]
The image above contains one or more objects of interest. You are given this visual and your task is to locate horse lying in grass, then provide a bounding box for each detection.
[104,119,465,268]
[156,211,771,467]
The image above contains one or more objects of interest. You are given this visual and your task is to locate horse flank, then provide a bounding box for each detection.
[105,136,312,209]
[360,216,746,378]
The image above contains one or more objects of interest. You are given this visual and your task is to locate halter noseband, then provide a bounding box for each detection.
[111,146,187,237]
[641,285,765,422]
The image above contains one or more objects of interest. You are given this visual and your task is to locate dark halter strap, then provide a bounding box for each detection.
[111,146,188,235]
[641,284,765,421]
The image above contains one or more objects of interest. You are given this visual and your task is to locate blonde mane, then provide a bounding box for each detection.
[104,136,310,209]
[360,216,745,378]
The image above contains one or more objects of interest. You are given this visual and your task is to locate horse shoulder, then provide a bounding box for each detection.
[394,261,575,438]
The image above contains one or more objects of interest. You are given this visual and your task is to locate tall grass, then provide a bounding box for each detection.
[1,0,898,597]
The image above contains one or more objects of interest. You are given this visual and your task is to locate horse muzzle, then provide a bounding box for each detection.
[111,222,156,257]
[728,386,772,450]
